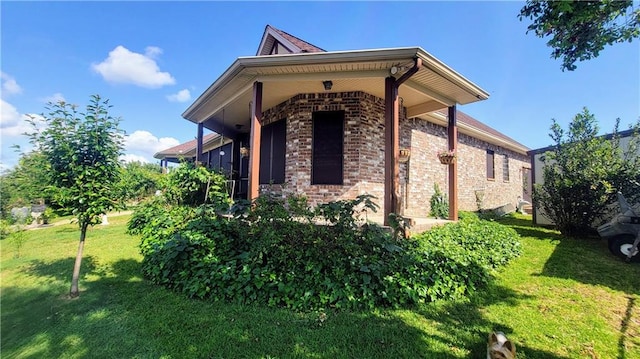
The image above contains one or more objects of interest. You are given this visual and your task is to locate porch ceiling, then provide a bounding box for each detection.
[183,47,489,137]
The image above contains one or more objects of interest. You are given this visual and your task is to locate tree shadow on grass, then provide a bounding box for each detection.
[0,256,461,358]
[500,216,640,295]
[414,280,566,359]
[4,253,567,359]
[539,235,640,295]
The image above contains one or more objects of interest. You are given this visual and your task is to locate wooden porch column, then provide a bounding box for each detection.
[196,122,204,164]
[384,58,422,226]
[384,76,399,226]
[447,105,458,220]
[248,81,263,201]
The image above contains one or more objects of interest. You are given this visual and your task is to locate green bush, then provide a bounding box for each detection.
[429,183,449,219]
[161,162,230,208]
[131,191,521,310]
[534,108,640,236]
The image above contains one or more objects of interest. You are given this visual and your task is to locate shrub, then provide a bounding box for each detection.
[161,162,231,209]
[133,191,521,311]
[534,108,640,236]
[429,183,449,219]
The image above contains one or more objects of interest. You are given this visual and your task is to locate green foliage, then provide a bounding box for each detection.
[26,95,125,297]
[429,183,449,219]
[130,191,521,310]
[27,95,124,228]
[534,108,640,236]
[161,162,230,209]
[0,151,52,218]
[37,207,56,224]
[117,162,162,203]
[519,1,640,71]
[127,197,195,256]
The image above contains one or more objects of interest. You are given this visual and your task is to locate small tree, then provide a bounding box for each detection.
[519,1,640,71]
[28,95,124,297]
[534,108,640,237]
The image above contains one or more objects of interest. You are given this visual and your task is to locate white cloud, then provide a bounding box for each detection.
[0,100,44,137]
[119,153,150,164]
[167,89,191,103]
[1,72,23,96]
[145,46,162,58]
[124,130,180,157]
[91,45,176,88]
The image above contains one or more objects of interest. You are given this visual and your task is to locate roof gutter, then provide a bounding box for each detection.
[183,47,490,119]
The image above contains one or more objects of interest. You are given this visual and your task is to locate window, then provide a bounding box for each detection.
[502,154,510,181]
[486,150,495,180]
[312,111,344,185]
[259,120,286,184]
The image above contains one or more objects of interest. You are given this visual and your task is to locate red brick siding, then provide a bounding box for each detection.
[259,91,529,216]
[400,119,530,216]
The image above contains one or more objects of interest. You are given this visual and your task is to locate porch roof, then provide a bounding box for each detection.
[153,133,232,162]
[182,47,489,138]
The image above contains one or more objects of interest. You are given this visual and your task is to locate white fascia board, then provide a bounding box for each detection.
[416,48,490,101]
[183,58,246,120]
[183,48,420,120]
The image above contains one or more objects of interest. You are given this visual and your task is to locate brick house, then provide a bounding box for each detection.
[167,25,530,223]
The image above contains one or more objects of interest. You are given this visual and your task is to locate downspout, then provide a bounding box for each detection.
[384,58,422,226]
[396,58,422,87]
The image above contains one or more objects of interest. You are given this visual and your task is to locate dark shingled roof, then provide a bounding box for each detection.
[267,25,325,53]
[436,109,529,151]
[154,133,217,158]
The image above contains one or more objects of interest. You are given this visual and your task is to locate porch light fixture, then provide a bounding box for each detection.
[322,80,333,91]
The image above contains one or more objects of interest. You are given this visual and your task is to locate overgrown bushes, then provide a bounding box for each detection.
[534,108,640,236]
[129,170,521,310]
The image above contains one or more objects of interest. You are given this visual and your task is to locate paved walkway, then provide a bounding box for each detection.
[22,210,450,234]
[24,210,133,231]
[366,215,452,234]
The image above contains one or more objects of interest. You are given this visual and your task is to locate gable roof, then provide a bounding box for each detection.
[184,25,527,154]
[256,25,325,56]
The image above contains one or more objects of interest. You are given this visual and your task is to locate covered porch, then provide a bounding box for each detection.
[183,47,488,223]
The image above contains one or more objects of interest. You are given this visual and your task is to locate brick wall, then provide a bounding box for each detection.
[400,119,530,216]
[260,91,529,216]
[260,91,388,208]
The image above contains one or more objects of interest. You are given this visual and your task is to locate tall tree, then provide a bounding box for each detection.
[519,1,640,71]
[28,95,124,297]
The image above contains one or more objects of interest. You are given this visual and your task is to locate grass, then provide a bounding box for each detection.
[1,213,639,358]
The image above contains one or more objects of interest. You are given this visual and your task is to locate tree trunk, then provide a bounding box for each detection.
[69,222,88,298]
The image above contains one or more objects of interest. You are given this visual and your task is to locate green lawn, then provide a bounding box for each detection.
[1,214,638,358]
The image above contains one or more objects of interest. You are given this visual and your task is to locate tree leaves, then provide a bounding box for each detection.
[534,108,640,236]
[26,95,124,228]
[519,0,640,71]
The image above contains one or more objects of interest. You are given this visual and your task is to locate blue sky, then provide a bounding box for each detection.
[1,1,638,169]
